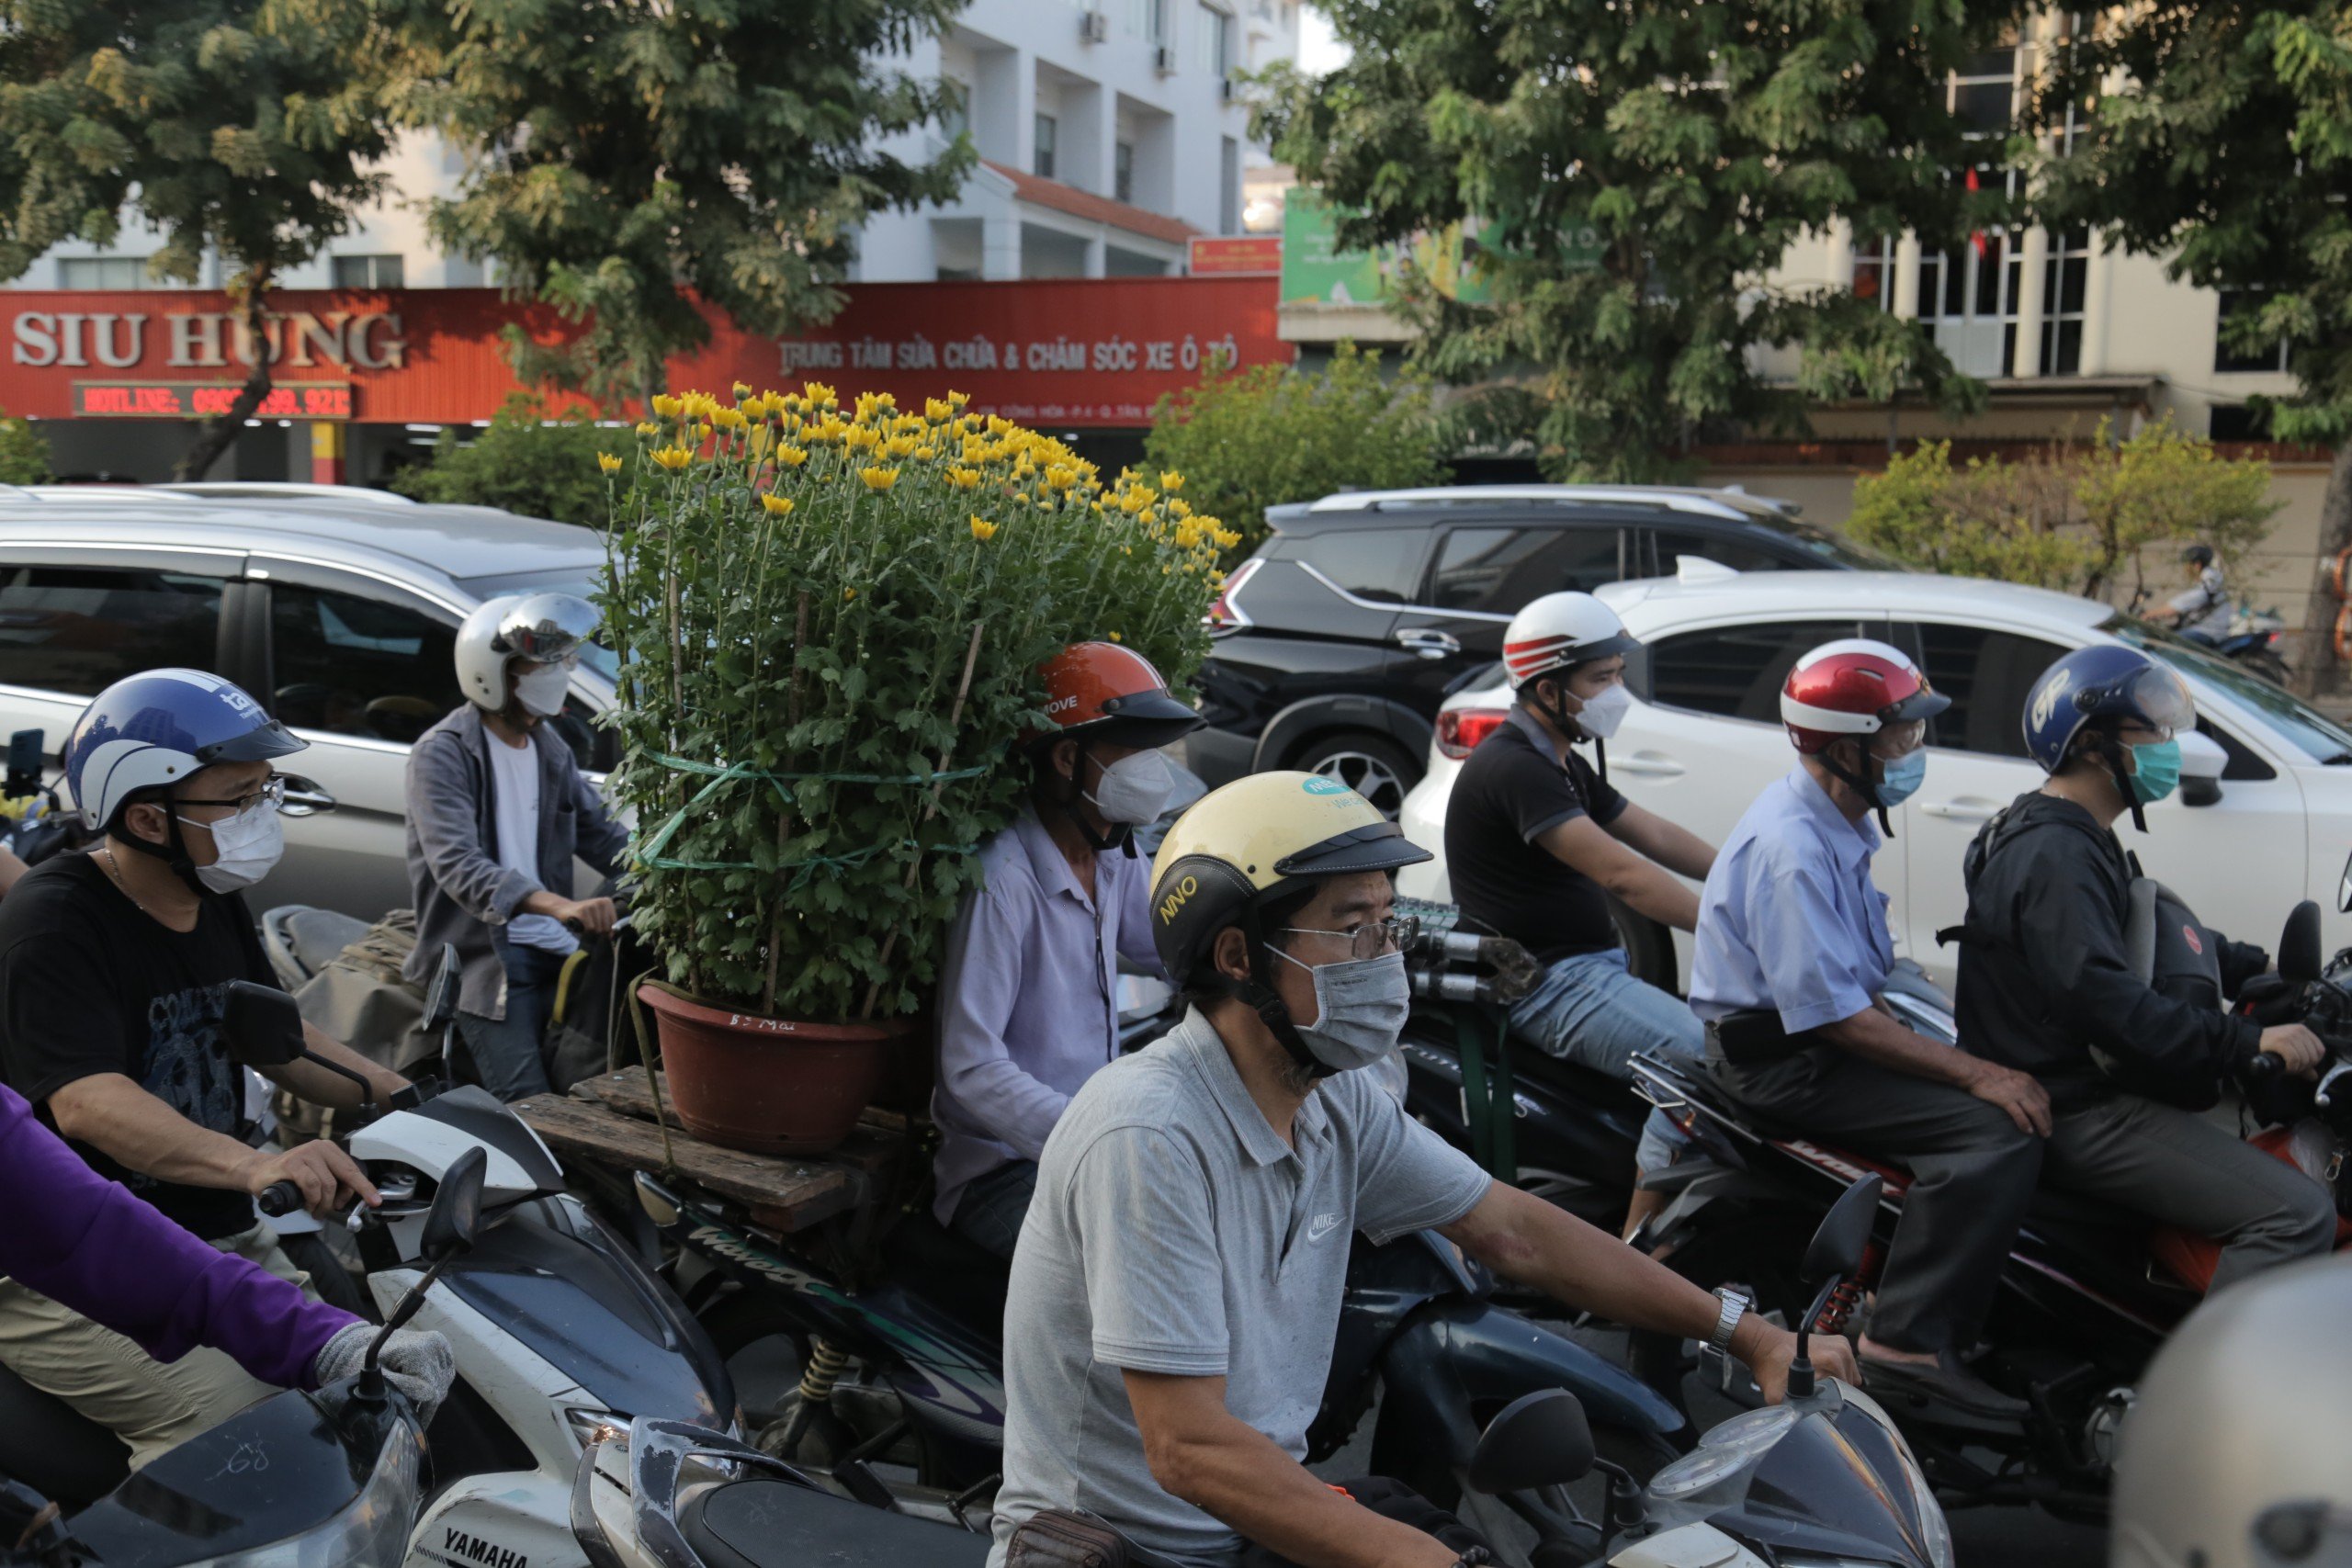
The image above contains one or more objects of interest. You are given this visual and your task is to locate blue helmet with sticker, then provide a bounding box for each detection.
[2021,645,2196,777]
[65,669,305,834]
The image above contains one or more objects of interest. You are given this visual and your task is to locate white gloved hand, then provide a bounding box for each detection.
[312,1322,457,1427]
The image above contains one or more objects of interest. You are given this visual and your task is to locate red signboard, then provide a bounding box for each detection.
[0,278,1287,428]
[1188,235,1282,276]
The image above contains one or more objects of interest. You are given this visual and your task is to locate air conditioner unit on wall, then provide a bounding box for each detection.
[1154,45,1177,75]
[1081,10,1109,43]
[1219,74,1237,101]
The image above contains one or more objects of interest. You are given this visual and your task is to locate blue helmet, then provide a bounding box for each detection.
[66,669,305,833]
[2021,645,2196,776]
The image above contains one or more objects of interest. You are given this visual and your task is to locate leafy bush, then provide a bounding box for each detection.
[391,396,617,525]
[601,387,1223,1021]
[1849,420,2280,600]
[0,411,50,485]
[1144,341,1449,559]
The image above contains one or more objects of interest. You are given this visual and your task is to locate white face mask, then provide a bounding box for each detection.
[1573,681,1633,741]
[176,802,286,894]
[1084,750,1178,827]
[514,661,571,718]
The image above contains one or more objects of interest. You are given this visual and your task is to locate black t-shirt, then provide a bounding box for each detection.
[0,852,277,1241]
[1444,708,1629,964]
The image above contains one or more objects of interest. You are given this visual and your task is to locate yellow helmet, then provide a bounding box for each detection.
[1149,772,1430,987]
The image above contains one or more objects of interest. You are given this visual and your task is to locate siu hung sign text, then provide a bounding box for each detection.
[12,310,405,371]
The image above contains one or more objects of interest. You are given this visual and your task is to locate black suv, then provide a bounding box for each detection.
[1191,485,1900,810]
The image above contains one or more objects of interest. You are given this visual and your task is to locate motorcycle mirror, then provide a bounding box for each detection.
[421,1146,489,1263]
[422,944,462,1032]
[218,979,307,1069]
[1802,1173,1883,1286]
[2177,730,2226,808]
[2281,900,2324,985]
[1465,1389,1596,1495]
[2339,849,2352,916]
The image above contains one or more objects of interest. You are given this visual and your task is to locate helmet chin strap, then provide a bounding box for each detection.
[1227,904,1331,1080]
[1818,740,1893,838]
[1539,685,1609,784]
[118,803,209,896]
[1053,741,1135,854]
[2095,733,2149,833]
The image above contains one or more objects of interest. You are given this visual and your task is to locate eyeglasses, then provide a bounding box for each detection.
[1276,915,1419,962]
[175,775,287,815]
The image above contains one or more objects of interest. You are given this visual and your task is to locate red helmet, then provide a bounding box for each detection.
[1037,642,1204,749]
[1780,639,1950,755]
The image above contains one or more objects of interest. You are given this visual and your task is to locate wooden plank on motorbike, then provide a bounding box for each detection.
[513,1091,861,1231]
[566,1066,902,1173]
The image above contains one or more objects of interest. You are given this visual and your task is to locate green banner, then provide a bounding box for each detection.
[1279,190,1601,307]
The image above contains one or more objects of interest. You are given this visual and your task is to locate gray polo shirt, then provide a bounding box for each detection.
[989,1009,1493,1567]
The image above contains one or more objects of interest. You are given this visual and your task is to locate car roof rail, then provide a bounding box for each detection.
[151,482,418,506]
[1303,485,1770,522]
[2,484,204,504]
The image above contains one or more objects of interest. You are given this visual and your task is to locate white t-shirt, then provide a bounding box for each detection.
[488,736,577,954]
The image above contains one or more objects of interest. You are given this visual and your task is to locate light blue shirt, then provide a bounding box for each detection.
[1689,766,1894,1036]
[931,804,1159,1223]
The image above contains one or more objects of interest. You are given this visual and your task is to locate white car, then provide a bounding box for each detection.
[1396,569,2352,990]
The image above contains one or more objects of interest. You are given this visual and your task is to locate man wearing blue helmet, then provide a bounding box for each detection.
[0,669,425,1462]
[1951,645,2334,1293]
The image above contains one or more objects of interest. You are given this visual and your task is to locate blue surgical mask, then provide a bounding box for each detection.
[1875,749,1927,807]
[2130,739,2182,806]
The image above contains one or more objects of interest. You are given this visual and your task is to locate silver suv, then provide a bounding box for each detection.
[0,485,616,919]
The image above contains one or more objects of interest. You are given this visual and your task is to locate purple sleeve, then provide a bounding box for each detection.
[0,1084,358,1389]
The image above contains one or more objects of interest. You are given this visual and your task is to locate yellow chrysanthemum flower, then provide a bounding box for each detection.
[650,393,682,420]
[948,390,971,411]
[596,452,623,474]
[802,381,837,407]
[970,516,998,542]
[732,381,752,399]
[859,467,899,492]
[761,493,796,516]
[775,444,809,468]
[843,587,858,601]
[844,425,881,452]
[1168,498,1193,519]
[1107,630,1122,642]
[925,397,953,423]
[650,446,693,470]
[914,446,937,461]
[1044,464,1079,491]
[1212,527,1242,550]
[1159,471,1184,493]
[946,467,981,489]
[633,421,660,437]
[884,434,921,458]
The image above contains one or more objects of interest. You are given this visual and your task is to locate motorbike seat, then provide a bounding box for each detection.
[263,906,372,984]
[682,1477,991,1568]
[1501,1042,1645,1111]
[0,1361,130,1507]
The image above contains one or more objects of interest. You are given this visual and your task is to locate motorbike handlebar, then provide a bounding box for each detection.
[256,1180,302,1218]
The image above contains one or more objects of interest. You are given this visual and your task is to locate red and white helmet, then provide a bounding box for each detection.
[1501,592,1641,691]
[1780,639,1950,755]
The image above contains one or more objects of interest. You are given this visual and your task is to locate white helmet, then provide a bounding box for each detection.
[1500,592,1640,691]
[455,592,601,712]
[2112,1253,2352,1568]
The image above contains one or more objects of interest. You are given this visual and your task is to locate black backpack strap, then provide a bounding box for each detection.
[1941,804,2022,953]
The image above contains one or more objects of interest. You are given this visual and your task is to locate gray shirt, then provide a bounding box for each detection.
[990,1010,1492,1567]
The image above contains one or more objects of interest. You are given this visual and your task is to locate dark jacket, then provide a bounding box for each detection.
[402,705,628,1020]
[1954,791,2265,1107]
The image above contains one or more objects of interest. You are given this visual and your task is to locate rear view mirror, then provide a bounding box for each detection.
[2338,849,2351,915]
[2280,900,2323,986]
[2177,730,2226,808]
[219,980,306,1069]
[421,1146,488,1263]
[1802,1174,1883,1285]
[422,944,461,1032]
[1466,1389,1596,1495]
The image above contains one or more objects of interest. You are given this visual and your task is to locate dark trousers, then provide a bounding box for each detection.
[1238,1476,1491,1568]
[455,936,569,1103]
[1712,1042,2043,1355]
[946,1160,1039,1261]
[2041,1093,2335,1292]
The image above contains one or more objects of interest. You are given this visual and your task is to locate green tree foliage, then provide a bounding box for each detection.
[1142,343,1449,558]
[1258,1,2015,479]
[0,0,401,479]
[1850,422,2280,598]
[392,0,975,407]
[392,396,618,525]
[0,412,50,486]
[2032,3,2352,686]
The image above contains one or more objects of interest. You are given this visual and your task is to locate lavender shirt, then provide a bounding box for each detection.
[931,805,1160,1224]
[0,1082,356,1389]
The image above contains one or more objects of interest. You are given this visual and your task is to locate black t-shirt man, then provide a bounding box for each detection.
[0,853,279,1241]
[1444,707,1628,963]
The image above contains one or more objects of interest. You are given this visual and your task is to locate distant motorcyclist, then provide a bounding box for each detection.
[1954,644,2333,1293]
[932,641,1204,1257]
[2111,1252,2352,1568]
[1442,592,1716,1236]
[407,592,628,1102]
[991,772,1844,1568]
[1690,639,2040,1419]
[2162,545,2233,646]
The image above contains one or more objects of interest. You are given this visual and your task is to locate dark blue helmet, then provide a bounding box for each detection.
[2021,645,2196,776]
[66,669,304,832]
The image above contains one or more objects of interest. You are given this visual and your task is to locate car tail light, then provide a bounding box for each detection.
[1206,558,1263,634]
[1436,706,1508,761]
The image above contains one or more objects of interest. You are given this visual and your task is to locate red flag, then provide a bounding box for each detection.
[1966,166,1988,257]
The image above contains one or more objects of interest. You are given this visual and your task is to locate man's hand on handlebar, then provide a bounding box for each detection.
[2258,1022,2328,1078]
[549,896,617,937]
[1965,1058,2053,1138]
[245,1140,379,1218]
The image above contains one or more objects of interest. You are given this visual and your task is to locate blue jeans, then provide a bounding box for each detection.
[455,937,569,1103]
[1507,948,1704,1173]
[947,1160,1037,1261]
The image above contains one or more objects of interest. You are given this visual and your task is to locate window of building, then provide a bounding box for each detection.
[1125,0,1170,42]
[331,254,405,290]
[58,256,148,290]
[1851,235,1896,311]
[1292,529,1429,604]
[1114,141,1136,204]
[268,584,461,744]
[940,77,970,141]
[2040,229,2089,376]
[1647,620,1890,722]
[1897,622,2066,758]
[0,565,221,696]
[1950,48,2020,134]
[2210,404,2270,441]
[1034,114,1058,179]
[1429,527,1624,611]
[2216,290,2290,374]
[1197,3,1232,75]
[1220,136,1240,234]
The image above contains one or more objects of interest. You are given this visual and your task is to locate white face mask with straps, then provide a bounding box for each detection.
[175,800,286,894]
[1084,750,1178,827]
[514,660,571,718]
[1572,681,1633,740]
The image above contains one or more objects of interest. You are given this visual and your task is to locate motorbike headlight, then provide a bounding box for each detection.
[1649,1404,1799,1500]
[187,1413,423,1568]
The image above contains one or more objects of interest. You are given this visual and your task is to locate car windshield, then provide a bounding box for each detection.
[458,567,618,682]
[2109,613,2352,764]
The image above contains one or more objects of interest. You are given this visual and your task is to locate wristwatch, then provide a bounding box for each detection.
[1708,1286,1752,1355]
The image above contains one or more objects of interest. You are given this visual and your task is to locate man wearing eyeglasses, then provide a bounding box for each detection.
[0,668,422,1463]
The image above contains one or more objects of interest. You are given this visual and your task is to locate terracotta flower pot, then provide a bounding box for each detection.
[639,984,904,1156]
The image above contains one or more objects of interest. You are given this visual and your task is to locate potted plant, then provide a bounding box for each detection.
[598,385,1226,1154]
